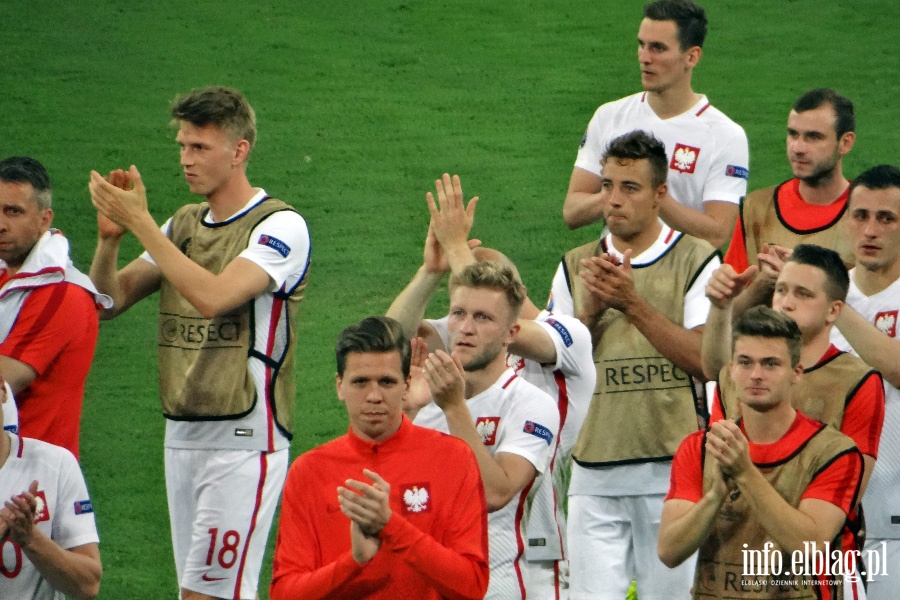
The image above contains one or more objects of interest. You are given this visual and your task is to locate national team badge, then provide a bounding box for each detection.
[670,143,701,174]
[874,310,898,337]
[402,484,431,514]
[506,354,526,373]
[33,491,50,524]
[476,416,500,446]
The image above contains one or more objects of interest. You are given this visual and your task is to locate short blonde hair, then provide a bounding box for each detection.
[449,261,526,323]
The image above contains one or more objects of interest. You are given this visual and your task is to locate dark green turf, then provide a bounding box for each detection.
[2,1,897,597]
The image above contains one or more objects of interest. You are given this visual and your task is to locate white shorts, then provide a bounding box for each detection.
[522,558,568,599]
[860,539,899,600]
[567,494,694,600]
[165,447,288,599]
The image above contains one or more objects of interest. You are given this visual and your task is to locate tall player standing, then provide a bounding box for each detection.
[88,87,311,600]
[564,0,749,249]
[831,165,900,599]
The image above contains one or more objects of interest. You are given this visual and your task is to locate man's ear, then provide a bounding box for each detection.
[686,45,702,69]
[233,139,251,166]
[40,208,54,232]
[826,299,843,325]
[505,322,521,346]
[655,182,668,206]
[335,373,345,403]
[838,131,856,156]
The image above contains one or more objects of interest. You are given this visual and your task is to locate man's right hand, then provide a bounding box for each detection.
[705,264,758,310]
[96,169,130,240]
[424,350,467,411]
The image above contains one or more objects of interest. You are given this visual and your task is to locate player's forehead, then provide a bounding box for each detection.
[848,185,900,215]
[450,286,509,318]
[732,335,791,362]
[787,105,838,136]
[601,157,654,186]
[175,120,229,145]
[637,18,680,47]
[341,351,404,380]
[0,180,37,207]
[776,261,827,292]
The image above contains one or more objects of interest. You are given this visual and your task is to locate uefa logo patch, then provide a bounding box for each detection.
[258,234,291,258]
[523,421,554,445]
[725,164,749,180]
[670,143,701,174]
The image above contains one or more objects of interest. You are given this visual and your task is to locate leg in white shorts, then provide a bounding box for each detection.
[568,495,634,600]
[166,447,288,599]
[568,494,693,600]
[522,558,568,600]
[630,494,693,600]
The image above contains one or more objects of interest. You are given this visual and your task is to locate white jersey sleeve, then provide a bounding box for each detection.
[494,380,560,475]
[536,313,592,374]
[547,262,575,317]
[52,449,99,551]
[574,103,612,177]
[683,252,719,330]
[699,113,750,205]
[239,211,311,291]
[425,316,451,351]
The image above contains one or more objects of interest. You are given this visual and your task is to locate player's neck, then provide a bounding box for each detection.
[742,403,796,445]
[799,332,832,370]
[646,85,700,120]
[205,173,257,223]
[853,260,900,296]
[464,355,509,399]
[797,169,849,206]
[610,220,663,258]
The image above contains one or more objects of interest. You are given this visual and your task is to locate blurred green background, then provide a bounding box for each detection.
[2,0,897,596]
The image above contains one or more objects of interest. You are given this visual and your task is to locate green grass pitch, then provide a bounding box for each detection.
[2,1,898,597]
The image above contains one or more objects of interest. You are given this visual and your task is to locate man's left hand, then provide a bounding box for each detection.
[337,469,392,538]
[423,350,467,411]
[3,480,39,548]
[706,420,752,477]
[580,251,637,313]
[89,165,150,231]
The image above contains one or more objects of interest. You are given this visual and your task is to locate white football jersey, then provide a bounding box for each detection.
[576,92,749,212]
[831,272,900,539]
[0,433,99,600]
[415,368,559,599]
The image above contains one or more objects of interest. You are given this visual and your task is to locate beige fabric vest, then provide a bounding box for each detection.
[158,198,305,436]
[565,234,717,465]
[740,182,855,269]
[694,422,859,599]
[716,352,876,431]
